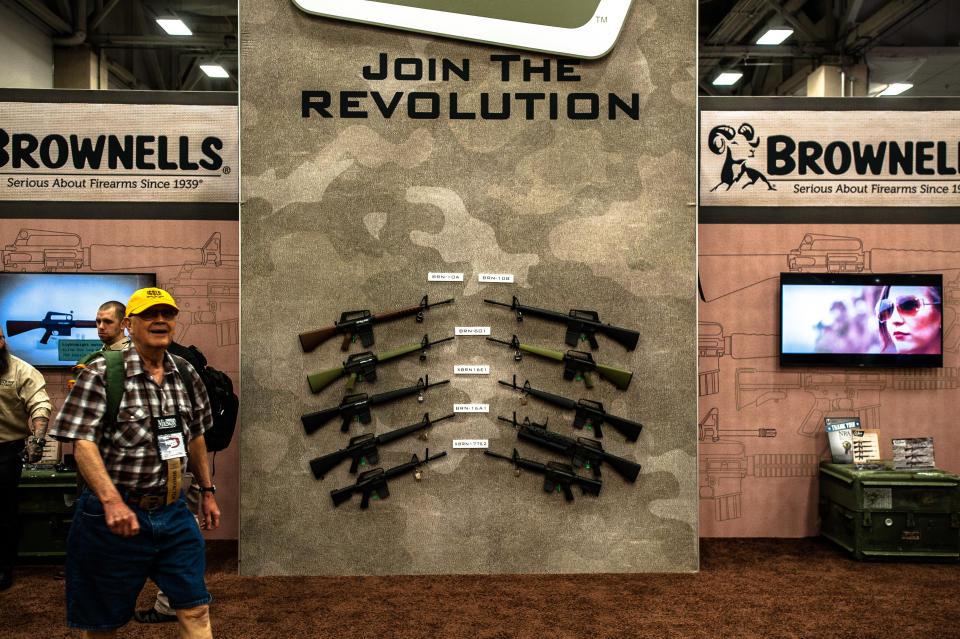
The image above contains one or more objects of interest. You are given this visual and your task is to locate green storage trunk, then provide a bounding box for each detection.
[819,461,960,561]
[17,468,78,560]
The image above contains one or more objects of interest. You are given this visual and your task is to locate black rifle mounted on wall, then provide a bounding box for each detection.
[301,376,449,434]
[330,449,447,508]
[484,296,639,351]
[499,412,641,482]
[309,413,454,478]
[484,448,602,502]
[498,376,642,441]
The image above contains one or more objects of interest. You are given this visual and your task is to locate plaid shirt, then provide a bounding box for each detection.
[49,348,212,493]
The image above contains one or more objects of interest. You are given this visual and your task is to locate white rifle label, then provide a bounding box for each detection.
[478,273,514,283]
[455,326,491,336]
[428,272,464,281]
[454,404,489,413]
[453,439,489,449]
[454,365,490,375]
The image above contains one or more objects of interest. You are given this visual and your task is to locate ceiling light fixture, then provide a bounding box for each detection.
[200,64,230,79]
[878,83,913,96]
[756,28,794,45]
[713,72,743,86]
[156,18,192,36]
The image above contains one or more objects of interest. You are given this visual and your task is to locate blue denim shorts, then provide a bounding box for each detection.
[65,489,211,630]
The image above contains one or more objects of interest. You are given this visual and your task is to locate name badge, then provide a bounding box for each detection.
[154,415,187,460]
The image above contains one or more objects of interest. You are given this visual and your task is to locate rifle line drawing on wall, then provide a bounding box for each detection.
[698,408,817,522]
[697,230,960,530]
[1,228,239,348]
[734,367,960,437]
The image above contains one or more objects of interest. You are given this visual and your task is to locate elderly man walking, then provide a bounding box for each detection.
[49,287,220,638]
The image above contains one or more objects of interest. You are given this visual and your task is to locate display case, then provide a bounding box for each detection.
[819,461,960,561]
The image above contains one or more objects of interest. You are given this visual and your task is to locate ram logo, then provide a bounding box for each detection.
[707,123,775,192]
[291,0,634,59]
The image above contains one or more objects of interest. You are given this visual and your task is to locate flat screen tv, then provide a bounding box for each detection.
[780,273,943,368]
[0,272,156,368]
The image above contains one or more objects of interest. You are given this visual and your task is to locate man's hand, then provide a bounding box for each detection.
[199,493,221,531]
[25,437,45,463]
[102,499,140,537]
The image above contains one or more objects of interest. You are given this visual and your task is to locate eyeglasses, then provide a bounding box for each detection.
[877,296,939,322]
[133,308,179,320]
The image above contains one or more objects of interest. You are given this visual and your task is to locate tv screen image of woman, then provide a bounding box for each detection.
[876,286,942,355]
[779,273,943,367]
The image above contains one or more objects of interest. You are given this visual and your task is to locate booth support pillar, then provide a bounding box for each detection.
[806,63,868,97]
[54,45,107,89]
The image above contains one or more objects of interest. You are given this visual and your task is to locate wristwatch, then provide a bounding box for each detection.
[198,485,216,494]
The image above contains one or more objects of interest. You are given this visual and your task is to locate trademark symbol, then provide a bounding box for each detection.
[596,16,607,23]
[222,166,231,174]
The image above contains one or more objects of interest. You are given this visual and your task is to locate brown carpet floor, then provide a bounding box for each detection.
[2,538,958,638]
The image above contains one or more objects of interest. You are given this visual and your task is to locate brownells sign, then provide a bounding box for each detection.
[700,110,960,207]
[0,102,238,202]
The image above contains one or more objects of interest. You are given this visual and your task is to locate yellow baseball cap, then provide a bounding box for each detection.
[125,288,179,318]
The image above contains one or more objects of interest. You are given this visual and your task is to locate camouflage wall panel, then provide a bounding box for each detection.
[240,0,697,574]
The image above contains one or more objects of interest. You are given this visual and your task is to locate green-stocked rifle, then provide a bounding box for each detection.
[299,295,454,352]
[499,412,641,482]
[301,376,449,434]
[484,448,602,502]
[330,449,446,508]
[310,413,454,478]
[498,376,642,441]
[484,296,639,351]
[486,335,633,390]
[307,334,454,393]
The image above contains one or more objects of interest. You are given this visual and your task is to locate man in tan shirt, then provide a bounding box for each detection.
[96,300,131,351]
[0,326,52,591]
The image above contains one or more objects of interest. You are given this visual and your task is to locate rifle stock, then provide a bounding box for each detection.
[5,321,42,338]
[591,411,643,442]
[298,325,338,352]
[595,363,633,391]
[599,324,641,351]
[307,365,346,393]
[301,405,347,435]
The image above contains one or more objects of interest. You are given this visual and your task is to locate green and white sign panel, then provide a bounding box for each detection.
[292,0,633,58]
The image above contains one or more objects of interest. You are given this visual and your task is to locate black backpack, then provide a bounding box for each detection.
[167,342,239,453]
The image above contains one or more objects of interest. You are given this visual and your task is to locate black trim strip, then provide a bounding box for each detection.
[0,89,237,106]
[699,207,960,224]
[0,201,238,220]
[699,96,959,112]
